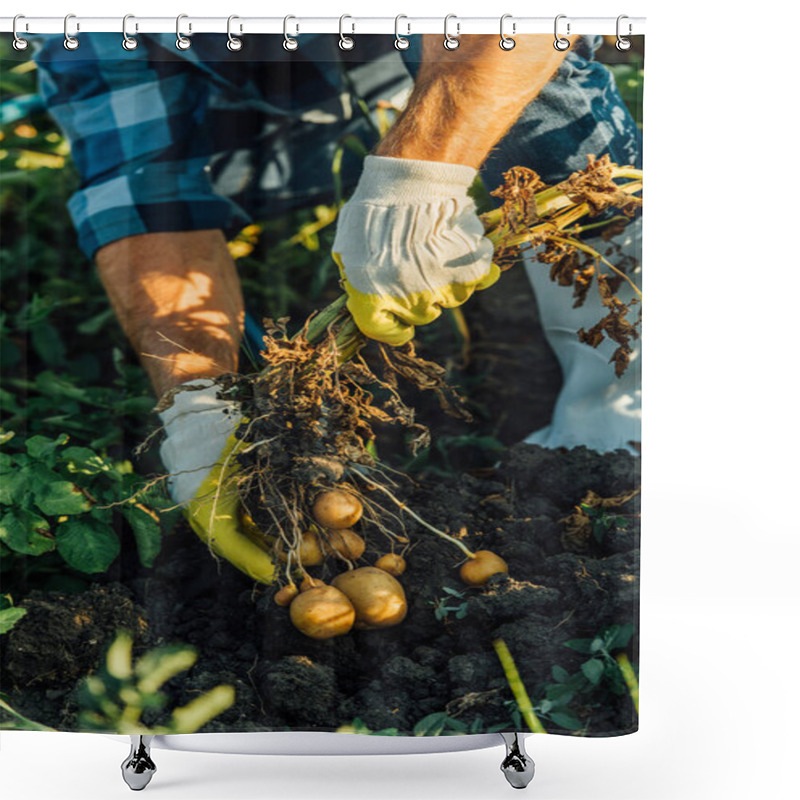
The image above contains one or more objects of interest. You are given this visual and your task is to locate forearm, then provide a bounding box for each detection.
[95,230,243,397]
[377,34,574,167]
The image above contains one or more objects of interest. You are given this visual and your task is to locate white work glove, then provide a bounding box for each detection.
[159,379,238,505]
[158,379,277,583]
[523,217,642,454]
[332,155,500,346]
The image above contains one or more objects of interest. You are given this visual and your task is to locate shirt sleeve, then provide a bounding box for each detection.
[33,33,251,260]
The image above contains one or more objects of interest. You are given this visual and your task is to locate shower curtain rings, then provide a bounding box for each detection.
[12,15,28,51]
[176,14,191,50]
[616,15,632,51]
[499,14,515,50]
[394,15,410,51]
[339,15,355,50]
[122,14,138,50]
[443,14,460,50]
[283,16,299,51]
[227,16,242,51]
[553,14,570,51]
[63,13,79,50]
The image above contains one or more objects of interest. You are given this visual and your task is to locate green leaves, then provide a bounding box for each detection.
[337,718,400,736]
[413,711,468,737]
[565,623,634,656]
[605,624,635,651]
[122,506,162,569]
[56,517,121,574]
[608,63,644,129]
[76,631,236,734]
[430,585,470,621]
[2,454,91,515]
[0,508,55,555]
[581,658,605,685]
[34,479,92,516]
[548,710,584,730]
[1,61,164,587]
[0,453,23,504]
[0,595,28,635]
[0,430,163,575]
[25,432,70,461]
[535,623,638,732]
[0,607,27,635]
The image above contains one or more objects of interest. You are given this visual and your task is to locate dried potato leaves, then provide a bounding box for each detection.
[583,488,641,509]
[539,242,598,308]
[487,167,548,271]
[556,154,642,218]
[482,156,642,379]
[577,277,641,378]
[489,166,546,232]
[560,487,640,551]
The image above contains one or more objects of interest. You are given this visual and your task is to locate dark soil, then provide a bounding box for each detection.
[0,268,640,738]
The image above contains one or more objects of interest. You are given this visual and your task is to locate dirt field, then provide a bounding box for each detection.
[1,267,640,737]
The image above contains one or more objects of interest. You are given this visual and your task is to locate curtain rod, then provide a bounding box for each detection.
[1,16,646,36]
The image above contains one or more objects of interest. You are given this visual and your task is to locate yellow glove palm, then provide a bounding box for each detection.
[185,430,277,585]
[334,253,500,346]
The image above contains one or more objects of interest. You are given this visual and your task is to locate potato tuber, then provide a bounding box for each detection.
[332,566,407,630]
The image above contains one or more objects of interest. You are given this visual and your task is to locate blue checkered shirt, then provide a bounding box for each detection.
[32,33,637,261]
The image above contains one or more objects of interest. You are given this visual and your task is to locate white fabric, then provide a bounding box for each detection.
[157,379,240,504]
[523,217,642,454]
[332,155,495,296]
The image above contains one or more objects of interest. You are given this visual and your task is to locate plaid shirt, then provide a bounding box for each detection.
[32,33,414,259]
[32,33,628,261]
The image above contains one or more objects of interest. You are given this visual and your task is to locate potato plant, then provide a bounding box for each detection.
[183,156,643,639]
[75,630,235,734]
[0,430,166,581]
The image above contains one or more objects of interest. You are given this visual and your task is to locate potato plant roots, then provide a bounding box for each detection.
[155,155,643,592]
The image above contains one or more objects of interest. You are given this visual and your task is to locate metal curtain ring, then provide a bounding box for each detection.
[394,15,410,50]
[122,14,138,50]
[12,15,28,51]
[616,15,632,51]
[176,14,191,50]
[553,14,570,51]
[227,16,243,51]
[339,15,354,50]
[499,14,515,50]
[443,14,460,50]
[63,13,79,50]
[283,15,299,51]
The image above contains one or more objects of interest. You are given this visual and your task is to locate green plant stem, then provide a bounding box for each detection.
[615,653,639,714]
[486,180,642,252]
[288,295,366,365]
[331,317,367,363]
[492,638,547,734]
[299,294,349,343]
[480,167,643,229]
[279,172,642,371]
[565,215,630,235]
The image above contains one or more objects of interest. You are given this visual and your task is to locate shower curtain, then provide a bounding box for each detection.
[0,28,642,740]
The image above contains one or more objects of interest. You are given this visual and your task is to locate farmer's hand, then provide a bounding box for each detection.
[332,155,500,346]
[158,379,277,584]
